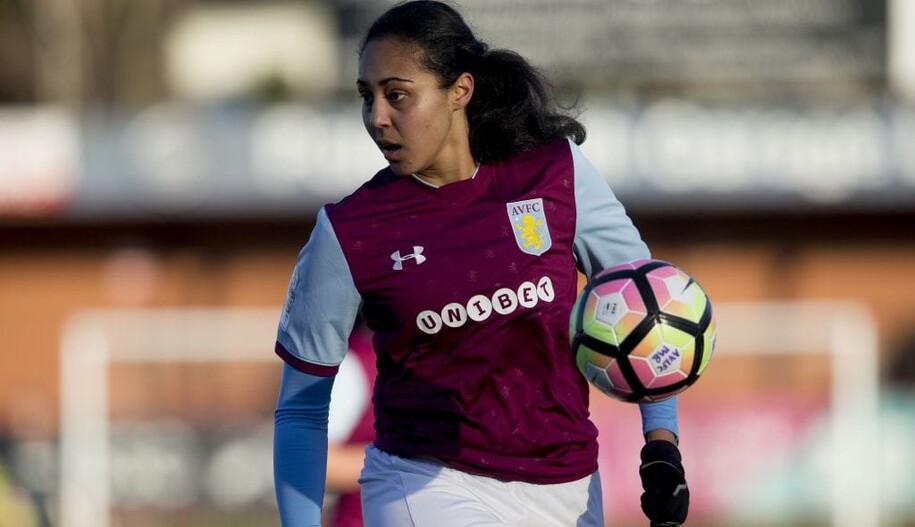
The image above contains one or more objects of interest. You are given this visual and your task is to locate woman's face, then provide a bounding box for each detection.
[358,37,472,179]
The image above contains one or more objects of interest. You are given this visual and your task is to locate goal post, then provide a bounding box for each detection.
[711,301,881,527]
[58,301,880,527]
[59,308,282,527]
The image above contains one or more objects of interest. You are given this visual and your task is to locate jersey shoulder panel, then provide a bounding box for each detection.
[275,207,362,375]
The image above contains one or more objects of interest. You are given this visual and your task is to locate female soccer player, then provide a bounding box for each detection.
[273,2,689,526]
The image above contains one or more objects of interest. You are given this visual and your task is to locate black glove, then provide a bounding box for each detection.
[639,440,689,527]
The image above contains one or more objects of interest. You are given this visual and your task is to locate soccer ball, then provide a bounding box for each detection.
[570,259,716,403]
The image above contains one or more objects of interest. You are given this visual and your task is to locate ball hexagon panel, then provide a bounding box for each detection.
[585,357,634,398]
[628,324,696,388]
[576,346,612,373]
[605,359,633,396]
[645,265,707,323]
[582,278,648,347]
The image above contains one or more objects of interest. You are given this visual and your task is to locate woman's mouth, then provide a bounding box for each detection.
[379,142,403,162]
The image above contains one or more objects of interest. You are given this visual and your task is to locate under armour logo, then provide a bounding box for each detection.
[391,246,426,270]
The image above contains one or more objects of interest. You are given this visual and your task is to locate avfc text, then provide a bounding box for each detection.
[416,276,555,335]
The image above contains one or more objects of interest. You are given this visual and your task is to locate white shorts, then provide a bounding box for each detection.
[358,445,604,527]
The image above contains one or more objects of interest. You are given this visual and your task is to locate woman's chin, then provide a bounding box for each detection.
[388,163,412,177]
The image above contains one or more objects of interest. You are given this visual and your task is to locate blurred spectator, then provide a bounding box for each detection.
[323,320,376,527]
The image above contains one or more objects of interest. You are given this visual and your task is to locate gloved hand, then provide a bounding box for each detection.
[639,440,689,527]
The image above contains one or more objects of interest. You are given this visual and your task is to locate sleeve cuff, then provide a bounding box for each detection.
[275,341,340,377]
[639,395,679,438]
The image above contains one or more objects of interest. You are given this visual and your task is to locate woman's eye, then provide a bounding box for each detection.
[387,91,406,103]
[359,92,373,104]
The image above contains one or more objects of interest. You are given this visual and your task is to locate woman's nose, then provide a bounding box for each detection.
[369,101,391,128]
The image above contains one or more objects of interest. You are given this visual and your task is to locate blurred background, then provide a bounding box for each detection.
[1,0,914,526]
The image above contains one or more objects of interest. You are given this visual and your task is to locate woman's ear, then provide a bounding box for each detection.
[451,72,474,110]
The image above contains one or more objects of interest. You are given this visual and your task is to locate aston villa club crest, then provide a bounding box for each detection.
[506,198,551,256]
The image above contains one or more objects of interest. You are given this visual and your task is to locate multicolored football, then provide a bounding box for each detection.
[570,259,716,403]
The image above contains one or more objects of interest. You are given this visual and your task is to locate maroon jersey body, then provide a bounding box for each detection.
[325,140,596,484]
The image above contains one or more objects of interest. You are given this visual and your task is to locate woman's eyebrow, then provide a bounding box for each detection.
[356,77,415,88]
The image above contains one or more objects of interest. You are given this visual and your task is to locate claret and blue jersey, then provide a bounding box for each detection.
[275,139,678,487]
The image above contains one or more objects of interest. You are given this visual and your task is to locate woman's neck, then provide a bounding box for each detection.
[412,163,480,188]
[413,158,478,186]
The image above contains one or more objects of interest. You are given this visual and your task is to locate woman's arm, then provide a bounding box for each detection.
[568,139,681,440]
[273,207,363,526]
[274,364,335,527]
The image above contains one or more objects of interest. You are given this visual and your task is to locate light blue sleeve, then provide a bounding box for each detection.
[273,207,363,524]
[569,140,650,278]
[274,364,334,527]
[276,207,362,371]
[639,396,679,439]
[569,139,679,438]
